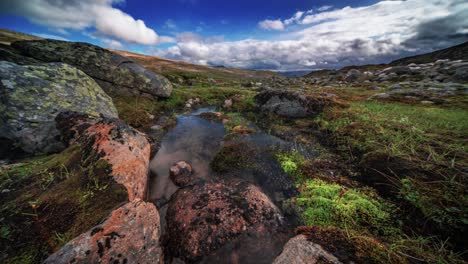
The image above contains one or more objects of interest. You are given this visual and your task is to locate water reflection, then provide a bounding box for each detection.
[149,107,226,201]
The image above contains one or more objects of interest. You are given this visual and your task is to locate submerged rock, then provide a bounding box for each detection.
[0,61,118,154]
[169,160,195,187]
[56,111,150,201]
[11,39,172,97]
[44,199,162,264]
[164,179,287,262]
[255,90,343,118]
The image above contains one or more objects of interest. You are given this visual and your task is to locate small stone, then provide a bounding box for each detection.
[420,100,434,105]
[223,99,233,108]
[150,125,162,130]
[169,161,195,187]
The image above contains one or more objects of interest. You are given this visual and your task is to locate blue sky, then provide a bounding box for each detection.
[1,0,467,71]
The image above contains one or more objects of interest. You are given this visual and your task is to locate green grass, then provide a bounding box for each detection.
[296,179,398,236]
[317,100,468,231]
[321,101,467,165]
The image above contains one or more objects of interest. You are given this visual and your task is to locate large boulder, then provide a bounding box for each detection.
[164,179,287,262]
[255,90,344,118]
[11,39,172,97]
[44,199,162,264]
[56,111,151,201]
[0,61,118,154]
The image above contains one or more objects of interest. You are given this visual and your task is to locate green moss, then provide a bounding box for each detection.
[296,179,398,236]
[276,151,306,182]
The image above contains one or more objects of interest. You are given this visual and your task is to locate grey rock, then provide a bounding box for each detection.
[254,90,337,118]
[11,39,172,98]
[273,235,342,264]
[344,69,362,82]
[0,61,118,154]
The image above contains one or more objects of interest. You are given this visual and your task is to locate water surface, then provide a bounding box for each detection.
[149,107,225,201]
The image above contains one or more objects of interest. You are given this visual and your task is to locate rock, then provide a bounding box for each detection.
[169,161,195,187]
[255,90,343,118]
[223,98,233,108]
[382,66,412,75]
[44,199,162,264]
[150,125,162,130]
[369,93,390,99]
[0,61,118,154]
[420,100,435,105]
[453,65,468,82]
[11,39,172,97]
[164,179,286,262]
[344,69,362,82]
[273,235,342,264]
[56,111,150,201]
[232,125,255,134]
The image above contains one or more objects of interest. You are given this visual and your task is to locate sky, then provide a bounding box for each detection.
[0,0,467,71]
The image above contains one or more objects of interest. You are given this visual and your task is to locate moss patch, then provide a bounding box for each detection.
[295,179,398,236]
[0,145,127,263]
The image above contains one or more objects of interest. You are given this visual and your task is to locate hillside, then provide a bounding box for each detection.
[0,28,41,45]
[114,50,279,82]
[391,41,468,65]
[305,41,468,78]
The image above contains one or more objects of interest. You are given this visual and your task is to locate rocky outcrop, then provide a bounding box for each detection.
[56,111,150,201]
[0,61,118,154]
[44,199,162,264]
[164,179,286,262]
[255,90,343,118]
[368,81,467,104]
[273,235,342,264]
[10,39,172,97]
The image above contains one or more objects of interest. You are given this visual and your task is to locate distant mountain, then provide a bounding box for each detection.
[277,71,311,77]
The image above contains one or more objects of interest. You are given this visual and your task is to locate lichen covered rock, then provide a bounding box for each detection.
[44,199,162,264]
[0,61,118,154]
[164,179,287,262]
[11,39,173,97]
[56,111,151,201]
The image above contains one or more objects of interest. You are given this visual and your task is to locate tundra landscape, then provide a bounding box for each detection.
[0,0,467,263]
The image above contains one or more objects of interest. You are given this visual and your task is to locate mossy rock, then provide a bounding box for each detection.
[11,39,172,98]
[0,61,118,155]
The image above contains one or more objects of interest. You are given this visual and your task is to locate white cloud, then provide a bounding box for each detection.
[157,0,468,71]
[284,11,304,25]
[317,5,333,12]
[0,0,161,45]
[258,19,285,31]
[102,39,124,49]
